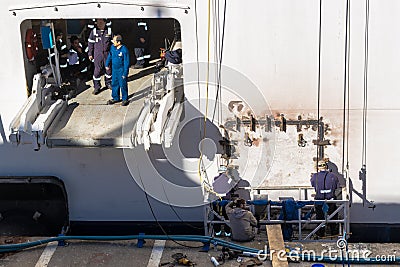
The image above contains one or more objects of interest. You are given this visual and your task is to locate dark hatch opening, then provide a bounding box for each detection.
[0,176,68,236]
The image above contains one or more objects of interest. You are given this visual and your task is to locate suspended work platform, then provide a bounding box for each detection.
[205,186,350,242]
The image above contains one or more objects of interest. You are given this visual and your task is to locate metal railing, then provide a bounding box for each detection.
[205,186,350,241]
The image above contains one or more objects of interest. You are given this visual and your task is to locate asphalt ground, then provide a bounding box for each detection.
[1,235,399,267]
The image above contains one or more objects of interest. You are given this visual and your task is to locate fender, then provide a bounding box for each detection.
[25,29,38,62]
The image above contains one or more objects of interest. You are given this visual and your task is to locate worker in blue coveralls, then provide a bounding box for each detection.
[88,18,113,95]
[105,35,130,106]
[310,160,339,237]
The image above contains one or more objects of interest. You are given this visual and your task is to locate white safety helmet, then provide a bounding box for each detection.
[316,160,327,170]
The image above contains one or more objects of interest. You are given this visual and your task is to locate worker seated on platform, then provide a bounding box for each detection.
[225,198,257,242]
[310,160,340,237]
[67,35,91,84]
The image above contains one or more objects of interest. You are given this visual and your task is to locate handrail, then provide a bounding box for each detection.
[206,198,350,241]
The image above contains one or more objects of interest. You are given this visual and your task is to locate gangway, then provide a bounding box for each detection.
[9,63,184,150]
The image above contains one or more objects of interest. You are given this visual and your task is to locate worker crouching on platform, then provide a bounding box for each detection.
[225,198,257,242]
[310,160,339,237]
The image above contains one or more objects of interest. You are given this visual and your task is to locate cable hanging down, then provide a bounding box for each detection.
[198,0,212,190]
[345,0,351,173]
[194,0,202,141]
[316,0,323,173]
[361,0,369,168]
[195,0,212,202]
[212,0,227,124]
[136,164,204,249]
[342,0,351,175]
[359,0,370,207]
[197,0,227,199]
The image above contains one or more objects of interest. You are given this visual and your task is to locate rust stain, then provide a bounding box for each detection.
[252,138,261,147]
[228,100,252,117]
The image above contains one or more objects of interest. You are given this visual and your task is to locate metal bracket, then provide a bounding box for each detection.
[57,233,66,247]
[201,242,210,252]
[137,232,146,248]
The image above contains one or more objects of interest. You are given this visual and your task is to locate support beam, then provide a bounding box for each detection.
[266,225,288,267]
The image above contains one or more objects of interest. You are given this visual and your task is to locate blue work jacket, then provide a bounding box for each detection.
[106,45,130,78]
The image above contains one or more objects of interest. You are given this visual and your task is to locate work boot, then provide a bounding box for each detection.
[121,100,129,106]
[107,99,119,105]
[106,83,112,90]
[92,88,100,95]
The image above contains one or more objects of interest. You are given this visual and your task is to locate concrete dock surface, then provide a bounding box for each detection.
[1,234,398,267]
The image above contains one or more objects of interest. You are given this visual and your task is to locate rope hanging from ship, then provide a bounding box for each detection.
[125,0,215,244]
[211,0,227,178]
[198,0,226,197]
[136,162,205,249]
[359,0,369,207]
[316,0,323,175]
[342,0,351,176]
[149,147,204,231]
[342,0,374,209]
[361,0,369,174]
[211,0,227,124]
[197,0,211,188]
[352,0,375,209]
[155,0,229,234]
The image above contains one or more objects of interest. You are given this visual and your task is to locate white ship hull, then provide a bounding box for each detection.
[1,0,400,239]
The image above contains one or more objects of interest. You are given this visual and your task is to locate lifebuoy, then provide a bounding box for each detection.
[25,29,38,62]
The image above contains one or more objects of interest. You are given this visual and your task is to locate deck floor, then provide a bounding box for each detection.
[46,65,157,148]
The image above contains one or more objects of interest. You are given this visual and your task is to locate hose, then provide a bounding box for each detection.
[1,235,399,264]
[0,235,259,254]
